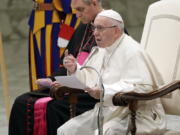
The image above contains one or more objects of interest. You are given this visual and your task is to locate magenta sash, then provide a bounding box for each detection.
[77,51,89,65]
[33,97,52,135]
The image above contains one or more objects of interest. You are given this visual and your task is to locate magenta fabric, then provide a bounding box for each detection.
[33,97,53,135]
[77,51,89,65]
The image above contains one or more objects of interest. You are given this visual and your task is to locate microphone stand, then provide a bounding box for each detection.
[80,66,104,135]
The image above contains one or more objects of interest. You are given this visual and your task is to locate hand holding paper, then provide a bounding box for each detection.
[36,78,53,88]
[55,75,87,90]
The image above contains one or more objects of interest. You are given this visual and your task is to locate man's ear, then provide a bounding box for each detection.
[115,27,121,37]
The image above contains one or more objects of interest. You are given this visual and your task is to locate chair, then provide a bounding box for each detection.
[50,86,84,118]
[113,0,180,134]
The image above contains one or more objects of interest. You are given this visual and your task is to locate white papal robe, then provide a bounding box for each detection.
[57,34,166,135]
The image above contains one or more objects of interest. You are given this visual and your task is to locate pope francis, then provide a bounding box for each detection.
[57,9,166,135]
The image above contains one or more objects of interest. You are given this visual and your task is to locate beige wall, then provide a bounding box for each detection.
[0,0,158,42]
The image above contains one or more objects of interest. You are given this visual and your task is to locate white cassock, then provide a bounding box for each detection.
[57,34,166,135]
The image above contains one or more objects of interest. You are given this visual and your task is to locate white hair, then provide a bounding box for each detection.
[109,18,124,32]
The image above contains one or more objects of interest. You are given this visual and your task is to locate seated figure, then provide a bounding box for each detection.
[57,9,166,135]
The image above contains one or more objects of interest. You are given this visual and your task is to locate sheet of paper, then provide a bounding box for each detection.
[55,75,87,90]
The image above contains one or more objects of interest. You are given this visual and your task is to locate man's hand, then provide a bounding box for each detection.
[49,81,63,99]
[50,81,61,88]
[85,86,101,99]
[63,50,77,74]
[36,78,53,88]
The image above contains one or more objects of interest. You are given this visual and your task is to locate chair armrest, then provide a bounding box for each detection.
[50,85,84,118]
[50,85,84,100]
[113,80,180,106]
[112,80,180,135]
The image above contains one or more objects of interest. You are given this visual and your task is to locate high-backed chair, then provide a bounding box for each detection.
[141,0,180,116]
[113,0,180,134]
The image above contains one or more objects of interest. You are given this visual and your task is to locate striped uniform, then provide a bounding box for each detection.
[28,0,80,90]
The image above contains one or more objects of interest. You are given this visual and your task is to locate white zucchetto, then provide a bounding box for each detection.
[97,9,124,23]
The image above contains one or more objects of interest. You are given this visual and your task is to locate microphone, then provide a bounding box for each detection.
[80,66,104,135]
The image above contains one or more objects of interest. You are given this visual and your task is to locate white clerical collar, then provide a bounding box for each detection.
[105,33,125,53]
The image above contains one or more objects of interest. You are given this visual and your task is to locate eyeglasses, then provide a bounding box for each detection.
[91,23,117,32]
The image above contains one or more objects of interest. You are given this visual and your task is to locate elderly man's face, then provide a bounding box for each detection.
[93,16,119,48]
[71,0,98,24]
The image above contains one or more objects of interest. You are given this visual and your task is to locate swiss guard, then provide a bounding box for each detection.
[28,0,80,90]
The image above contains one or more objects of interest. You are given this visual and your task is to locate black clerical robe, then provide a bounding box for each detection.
[9,23,98,135]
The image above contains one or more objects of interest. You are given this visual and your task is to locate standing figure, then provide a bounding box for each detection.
[28,0,79,90]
